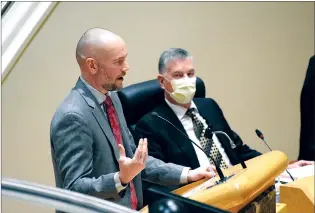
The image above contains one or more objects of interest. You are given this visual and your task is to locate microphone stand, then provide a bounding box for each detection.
[255,129,295,182]
[152,112,230,184]
[209,130,247,169]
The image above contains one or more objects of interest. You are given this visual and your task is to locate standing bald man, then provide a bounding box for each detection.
[50,28,215,210]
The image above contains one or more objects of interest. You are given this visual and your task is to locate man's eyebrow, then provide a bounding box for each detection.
[172,71,184,74]
[113,53,128,61]
[172,69,195,73]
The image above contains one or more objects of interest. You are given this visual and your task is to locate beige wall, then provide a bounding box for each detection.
[2,2,314,212]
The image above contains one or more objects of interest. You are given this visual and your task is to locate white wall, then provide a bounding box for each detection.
[2,2,314,212]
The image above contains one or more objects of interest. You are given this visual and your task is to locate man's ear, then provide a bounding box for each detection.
[86,58,98,75]
[157,74,165,89]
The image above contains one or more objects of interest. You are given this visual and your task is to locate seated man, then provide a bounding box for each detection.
[135,47,313,176]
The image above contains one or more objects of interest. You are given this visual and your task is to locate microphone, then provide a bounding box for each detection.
[255,129,295,182]
[151,112,228,184]
[210,129,247,169]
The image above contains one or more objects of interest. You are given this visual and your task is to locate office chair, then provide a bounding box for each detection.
[117,77,206,138]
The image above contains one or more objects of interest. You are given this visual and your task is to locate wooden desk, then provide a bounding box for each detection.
[276,203,287,213]
[280,175,314,213]
[141,151,288,213]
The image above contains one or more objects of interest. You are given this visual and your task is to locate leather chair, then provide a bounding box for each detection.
[117,77,206,138]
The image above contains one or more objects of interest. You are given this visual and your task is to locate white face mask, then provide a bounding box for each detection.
[164,76,196,104]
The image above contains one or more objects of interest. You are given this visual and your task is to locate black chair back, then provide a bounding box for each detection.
[117,77,206,135]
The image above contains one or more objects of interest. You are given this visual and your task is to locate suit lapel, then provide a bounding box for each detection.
[156,101,200,169]
[75,78,120,162]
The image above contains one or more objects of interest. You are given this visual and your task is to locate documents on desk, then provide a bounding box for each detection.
[277,165,314,183]
[274,165,314,203]
[182,176,218,198]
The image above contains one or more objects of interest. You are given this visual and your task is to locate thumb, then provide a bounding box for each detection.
[118,144,126,158]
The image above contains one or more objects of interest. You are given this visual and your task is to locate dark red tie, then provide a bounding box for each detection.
[104,95,138,210]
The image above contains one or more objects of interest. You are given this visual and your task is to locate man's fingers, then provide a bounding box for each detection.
[203,171,216,178]
[142,138,148,163]
[118,144,126,158]
[134,139,144,161]
[199,166,217,179]
[208,165,216,172]
[301,160,314,165]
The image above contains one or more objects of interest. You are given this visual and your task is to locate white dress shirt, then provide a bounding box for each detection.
[165,99,233,168]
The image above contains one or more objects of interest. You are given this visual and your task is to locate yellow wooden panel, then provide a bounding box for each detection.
[276,203,287,213]
[141,151,288,213]
[280,176,314,213]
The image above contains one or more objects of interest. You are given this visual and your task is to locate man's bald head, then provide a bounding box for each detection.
[75,28,123,66]
[75,28,129,94]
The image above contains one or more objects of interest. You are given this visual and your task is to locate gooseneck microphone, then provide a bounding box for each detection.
[151,112,227,184]
[209,130,247,169]
[255,129,295,182]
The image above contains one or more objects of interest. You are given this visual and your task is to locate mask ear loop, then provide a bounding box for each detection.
[162,76,172,93]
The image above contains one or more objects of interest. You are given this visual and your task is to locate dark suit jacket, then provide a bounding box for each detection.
[135,98,261,170]
[50,78,185,210]
[299,55,315,160]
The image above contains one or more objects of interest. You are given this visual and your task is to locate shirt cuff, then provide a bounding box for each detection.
[180,167,191,184]
[114,172,127,193]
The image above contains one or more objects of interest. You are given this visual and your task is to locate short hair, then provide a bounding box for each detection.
[158,48,193,74]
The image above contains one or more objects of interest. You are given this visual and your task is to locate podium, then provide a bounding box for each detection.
[279,175,314,213]
[141,150,288,213]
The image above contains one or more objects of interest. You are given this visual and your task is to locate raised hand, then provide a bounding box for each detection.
[118,138,148,184]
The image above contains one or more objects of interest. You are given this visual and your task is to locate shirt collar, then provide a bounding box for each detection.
[165,98,198,120]
[80,76,110,105]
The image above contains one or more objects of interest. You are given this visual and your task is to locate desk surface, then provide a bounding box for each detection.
[280,175,314,213]
[141,151,288,213]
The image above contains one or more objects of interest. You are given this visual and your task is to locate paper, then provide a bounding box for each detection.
[277,165,314,183]
[182,176,218,198]
[182,173,236,198]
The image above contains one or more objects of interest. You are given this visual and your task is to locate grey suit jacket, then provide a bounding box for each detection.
[50,78,185,209]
